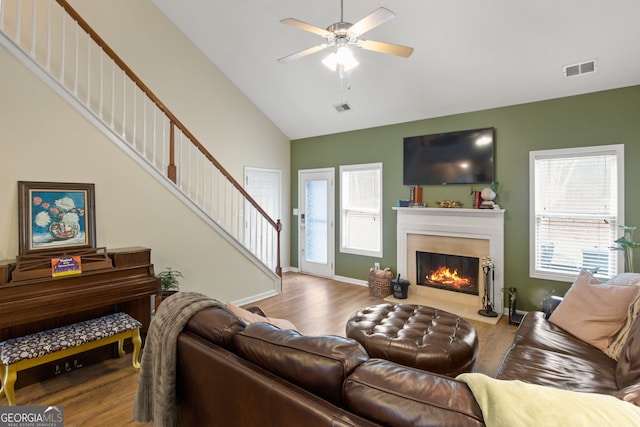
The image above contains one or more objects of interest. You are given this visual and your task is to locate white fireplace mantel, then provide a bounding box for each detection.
[393,207,505,320]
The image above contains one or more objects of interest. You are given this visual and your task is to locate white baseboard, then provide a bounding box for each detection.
[280,269,367,287]
[333,275,368,287]
[231,289,280,307]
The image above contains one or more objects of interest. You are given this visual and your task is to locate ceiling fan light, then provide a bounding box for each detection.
[322,47,359,74]
[336,46,359,70]
[322,53,338,71]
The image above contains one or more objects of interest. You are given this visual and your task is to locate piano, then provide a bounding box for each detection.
[0,246,160,387]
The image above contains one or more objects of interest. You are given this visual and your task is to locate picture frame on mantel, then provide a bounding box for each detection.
[18,181,96,255]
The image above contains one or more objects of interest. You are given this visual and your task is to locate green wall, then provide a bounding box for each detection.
[290,86,640,311]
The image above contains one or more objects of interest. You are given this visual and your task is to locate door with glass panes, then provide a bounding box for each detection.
[298,168,334,277]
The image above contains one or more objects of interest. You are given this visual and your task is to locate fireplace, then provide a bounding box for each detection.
[417,251,479,296]
[394,207,505,323]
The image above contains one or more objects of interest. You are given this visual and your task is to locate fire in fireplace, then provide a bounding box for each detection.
[416,251,480,295]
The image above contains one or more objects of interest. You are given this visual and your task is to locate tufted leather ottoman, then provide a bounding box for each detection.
[346,303,478,376]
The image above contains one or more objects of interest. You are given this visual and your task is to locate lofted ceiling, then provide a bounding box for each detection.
[152,0,640,140]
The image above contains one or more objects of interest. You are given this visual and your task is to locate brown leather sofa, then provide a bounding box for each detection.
[175,304,640,426]
[496,310,640,403]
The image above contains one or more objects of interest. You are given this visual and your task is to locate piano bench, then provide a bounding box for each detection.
[0,312,142,406]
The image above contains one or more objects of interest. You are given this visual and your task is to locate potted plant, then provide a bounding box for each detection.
[612,225,640,273]
[155,267,184,311]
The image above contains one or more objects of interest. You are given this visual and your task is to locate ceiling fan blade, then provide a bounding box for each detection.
[357,39,414,58]
[277,44,329,63]
[348,7,396,37]
[280,18,333,38]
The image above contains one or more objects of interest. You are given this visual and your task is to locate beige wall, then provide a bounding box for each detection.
[0,1,290,302]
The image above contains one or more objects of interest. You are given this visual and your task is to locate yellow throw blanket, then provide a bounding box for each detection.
[457,373,640,427]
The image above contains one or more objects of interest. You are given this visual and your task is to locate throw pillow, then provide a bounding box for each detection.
[549,269,639,351]
[226,301,297,330]
[605,273,640,360]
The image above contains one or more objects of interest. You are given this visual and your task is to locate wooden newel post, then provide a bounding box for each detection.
[276,219,282,277]
[168,121,177,183]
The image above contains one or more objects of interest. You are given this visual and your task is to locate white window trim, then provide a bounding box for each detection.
[529,144,625,282]
[339,162,383,258]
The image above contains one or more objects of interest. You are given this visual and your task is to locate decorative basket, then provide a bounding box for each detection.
[368,268,393,297]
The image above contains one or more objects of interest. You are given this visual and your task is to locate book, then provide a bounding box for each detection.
[473,191,482,209]
[51,256,82,277]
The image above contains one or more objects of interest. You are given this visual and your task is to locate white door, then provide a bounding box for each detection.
[299,168,334,277]
[244,167,281,271]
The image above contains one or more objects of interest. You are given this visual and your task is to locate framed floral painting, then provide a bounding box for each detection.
[18,181,96,255]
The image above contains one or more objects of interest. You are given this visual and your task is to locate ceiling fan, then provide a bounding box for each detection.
[277,0,414,73]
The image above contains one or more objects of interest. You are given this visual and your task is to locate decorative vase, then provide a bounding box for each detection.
[48,221,79,240]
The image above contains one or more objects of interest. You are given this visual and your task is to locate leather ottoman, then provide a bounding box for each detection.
[346,303,478,377]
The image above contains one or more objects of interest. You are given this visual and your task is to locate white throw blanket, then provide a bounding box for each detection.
[132,291,229,427]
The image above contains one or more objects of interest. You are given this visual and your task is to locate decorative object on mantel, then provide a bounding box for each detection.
[478,257,498,318]
[410,186,423,204]
[397,200,426,207]
[368,266,393,297]
[437,200,463,208]
[472,190,482,209]
[479,181,501,209]
[479,187,496,209]
[611,225,639,272]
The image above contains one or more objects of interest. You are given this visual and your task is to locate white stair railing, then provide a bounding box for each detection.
[0,0,282,276]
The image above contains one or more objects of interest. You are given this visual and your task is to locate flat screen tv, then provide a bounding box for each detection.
[403,127,495,185]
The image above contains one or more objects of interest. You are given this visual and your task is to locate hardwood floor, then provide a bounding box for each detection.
[6,272,517,426]
[255,272,518,376]
[6,356,149,427]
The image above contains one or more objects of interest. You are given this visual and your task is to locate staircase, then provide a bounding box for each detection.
[0,0,282,277]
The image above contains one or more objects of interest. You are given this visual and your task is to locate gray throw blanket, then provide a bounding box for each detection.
[132,291,229,427]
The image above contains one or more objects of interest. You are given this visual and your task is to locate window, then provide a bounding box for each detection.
[530,145,624,281]
[340,163,382,257]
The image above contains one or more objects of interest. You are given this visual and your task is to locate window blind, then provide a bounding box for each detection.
[340,163,382,257]
[531,147,622,280]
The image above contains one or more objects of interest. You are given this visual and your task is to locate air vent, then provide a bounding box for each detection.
[334,102,351,112]
[563,59,598,78]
